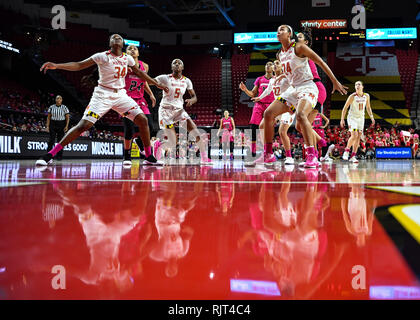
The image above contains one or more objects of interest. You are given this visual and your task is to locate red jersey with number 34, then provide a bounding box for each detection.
[155,74,193,109]
[125,60,146,99]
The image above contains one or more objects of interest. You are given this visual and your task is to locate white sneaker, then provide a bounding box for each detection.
[342,151,349,161]
[349,156,359,163]
[298,161,305,167]
[284,157,295,165]
[123,160,132,166]
[324,156,333,163]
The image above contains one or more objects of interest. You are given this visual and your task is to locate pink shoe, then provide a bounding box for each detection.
[304,153,318,168]
[305,168,319,182]
[264,153,277,164]
[201,156,213,165]
[319,139,327,147]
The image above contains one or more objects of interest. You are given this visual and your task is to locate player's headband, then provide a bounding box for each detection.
[172,59,184,66]
[285,25,293,35]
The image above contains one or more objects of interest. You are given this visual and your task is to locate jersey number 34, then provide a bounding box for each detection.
[114,66,127,79]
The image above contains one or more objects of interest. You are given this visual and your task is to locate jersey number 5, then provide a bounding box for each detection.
[174,88,181,98]
[114,66,127,79]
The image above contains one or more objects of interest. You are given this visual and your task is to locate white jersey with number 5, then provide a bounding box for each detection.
[348,93,368,119]
[155,74,193,109]
[278,42,313,87]
[90,50,135,90]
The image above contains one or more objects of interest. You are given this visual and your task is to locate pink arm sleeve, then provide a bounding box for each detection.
[308,60,320,80]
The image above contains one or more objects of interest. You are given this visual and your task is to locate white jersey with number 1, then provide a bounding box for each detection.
[155,74,193,109]
[348,93,368,119]
[90,50,135,90]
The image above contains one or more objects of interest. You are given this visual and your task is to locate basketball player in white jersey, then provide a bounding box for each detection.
[154,59,212,164]
[259,25,347,168]
[250,60,297,165]
[36,34,169,166]
[340,81,375,163]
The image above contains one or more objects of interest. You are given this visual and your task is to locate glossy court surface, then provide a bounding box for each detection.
[1,159,420,300]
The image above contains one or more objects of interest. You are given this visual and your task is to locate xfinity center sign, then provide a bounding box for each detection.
[0,132,123,159]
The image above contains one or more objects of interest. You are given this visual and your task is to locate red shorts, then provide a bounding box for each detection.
[249,102,271,125]
[133,97,150,115]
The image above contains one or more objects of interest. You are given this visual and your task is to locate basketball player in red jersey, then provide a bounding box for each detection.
[217,110,236,160]
[123,45,157,165]
[36,34,169,166]
[239,61,275,158]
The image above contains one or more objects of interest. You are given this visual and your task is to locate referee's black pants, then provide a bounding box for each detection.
[48,120,66,159]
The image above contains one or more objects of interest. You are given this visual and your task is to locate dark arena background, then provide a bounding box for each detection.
[1,0,420,309]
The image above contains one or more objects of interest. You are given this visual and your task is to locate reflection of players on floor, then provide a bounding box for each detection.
[215,173,236,216]
[341,184,377,247]
[238,173,346,298]
[149,168,203,277]
[55,180,152,291]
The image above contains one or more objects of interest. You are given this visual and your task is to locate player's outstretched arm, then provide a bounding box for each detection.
[239,82,258,98]
[131,65,169,93]
[296,43,348,95]
[40,58,96,73]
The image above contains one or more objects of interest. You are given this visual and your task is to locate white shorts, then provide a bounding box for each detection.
[276,112,296,126]
[347,116,364,131]
[279,81,319,110]
[82,86,143,124]
[159,105,191,129]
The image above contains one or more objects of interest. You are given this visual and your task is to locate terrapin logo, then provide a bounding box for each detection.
[0,135,22,154]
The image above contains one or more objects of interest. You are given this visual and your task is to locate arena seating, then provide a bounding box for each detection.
[395,48,418,111]
[231,53,251,126]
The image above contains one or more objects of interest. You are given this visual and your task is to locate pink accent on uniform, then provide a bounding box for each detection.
[255,76,274,105]
[307,146,315,155]
[319,138,327,147]
[313,114,323,129]
[345,148,350,153]
[221,117,234,143]
[265,143,273,154]
[125,60,150,114]
[144,146,152,158]
[308,60,327,105]
[49,144,63,157]
[351,152,356,158]
[249,76,274,125]
[286,150,292,157]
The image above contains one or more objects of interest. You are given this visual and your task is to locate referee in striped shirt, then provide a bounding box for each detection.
[46,95,69,160]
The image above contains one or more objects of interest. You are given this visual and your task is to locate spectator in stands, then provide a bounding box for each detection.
[46,95,70,160]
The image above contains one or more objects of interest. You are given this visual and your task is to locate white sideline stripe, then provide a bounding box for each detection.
[11,178,420,184]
